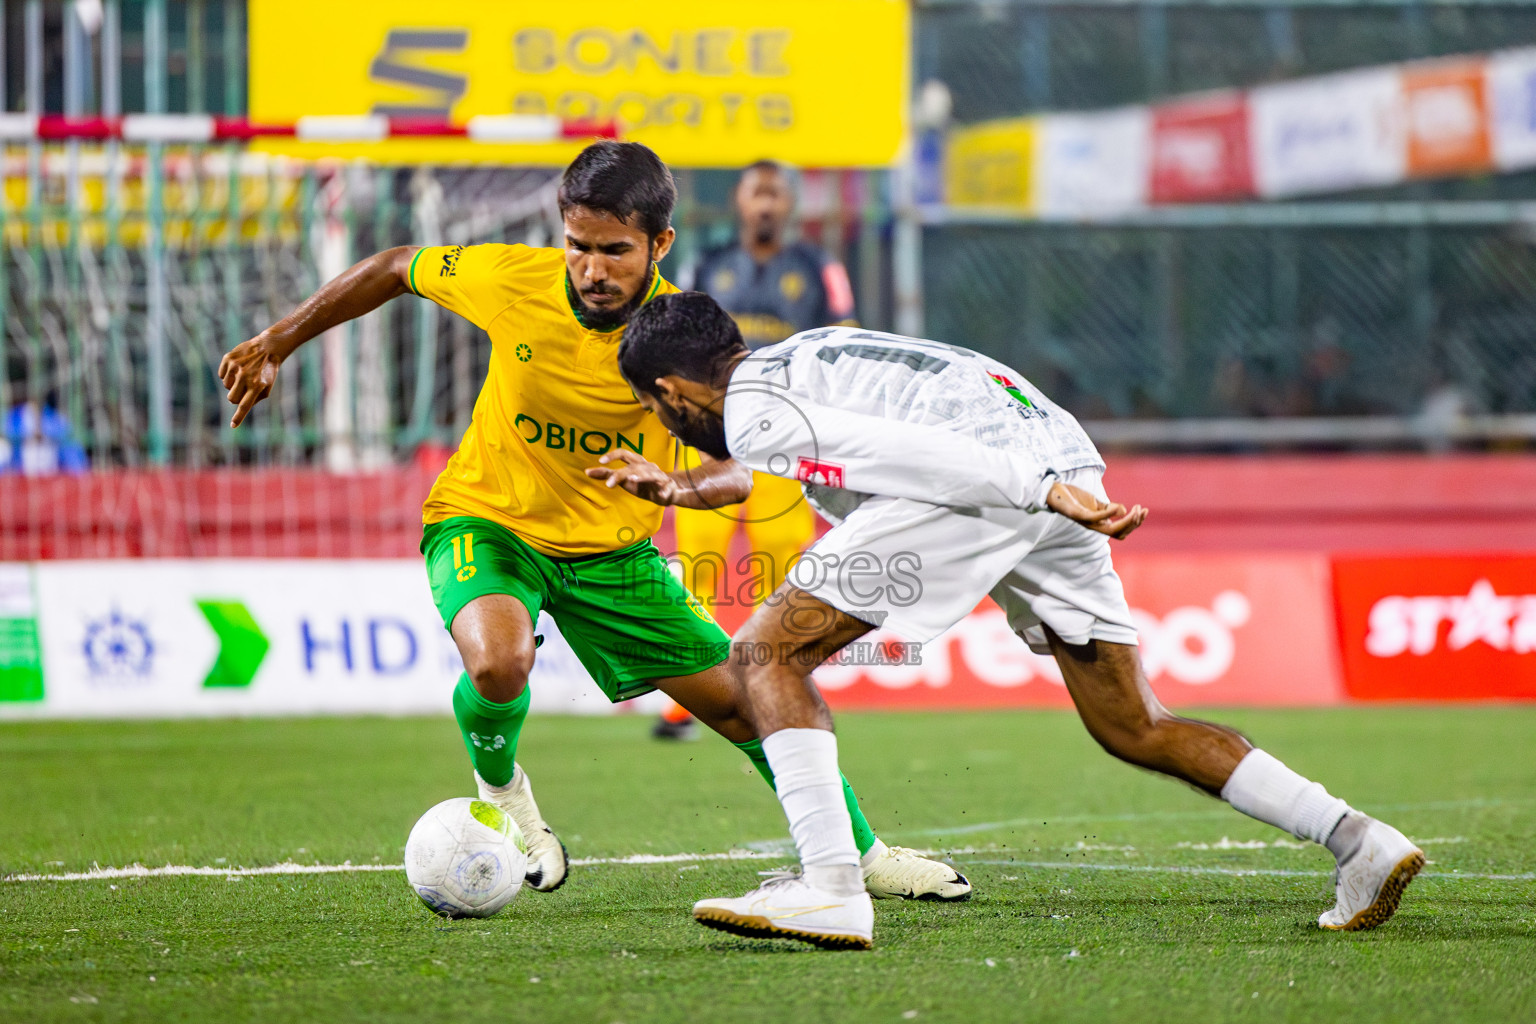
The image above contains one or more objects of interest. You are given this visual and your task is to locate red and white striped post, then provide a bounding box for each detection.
[0,114,619,144]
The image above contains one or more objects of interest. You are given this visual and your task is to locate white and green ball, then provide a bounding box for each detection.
[405,797,528,918]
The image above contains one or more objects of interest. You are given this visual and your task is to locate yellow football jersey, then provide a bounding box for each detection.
[408,243,679,557]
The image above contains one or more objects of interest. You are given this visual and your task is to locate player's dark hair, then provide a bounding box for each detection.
[619,292,748,396]
[558,140,676,240]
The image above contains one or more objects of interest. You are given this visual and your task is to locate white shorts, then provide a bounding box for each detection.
[789,468,1138,653]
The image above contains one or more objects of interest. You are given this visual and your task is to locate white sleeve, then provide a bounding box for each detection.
[727,391,1058,511]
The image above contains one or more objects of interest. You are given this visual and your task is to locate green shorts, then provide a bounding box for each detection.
[422,516,730,703]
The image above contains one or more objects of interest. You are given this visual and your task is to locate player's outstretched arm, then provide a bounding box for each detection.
[585,450,753,510]
[219,246,419,427]
[1045,481,1148,540]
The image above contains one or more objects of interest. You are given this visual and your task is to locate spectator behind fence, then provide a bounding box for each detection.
[654,161,860,741]
[3,400,89,476]
[689,161,859,347]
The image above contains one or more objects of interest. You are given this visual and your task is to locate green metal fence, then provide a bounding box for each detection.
[924,213,1536,421]
[4,0,1536,471]
[0,147,892,469]
[914,0,1536,443]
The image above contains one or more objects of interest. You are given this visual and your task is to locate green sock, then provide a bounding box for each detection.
[734,737,878,858]
[452,673,530,788]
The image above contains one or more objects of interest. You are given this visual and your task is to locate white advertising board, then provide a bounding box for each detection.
[1249,67,1406,197]
[0,560,623,719]
[1034,108,1152,219]
[1488,47,1536,170]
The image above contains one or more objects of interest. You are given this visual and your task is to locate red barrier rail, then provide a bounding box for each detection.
[0,464,443,560]
[1104,453,1536,552]
[3,453,1534,562]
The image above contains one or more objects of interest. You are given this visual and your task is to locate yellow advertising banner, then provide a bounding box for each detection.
[945,116,1038,210]
[2,158,302,248]
[248,0,909,167]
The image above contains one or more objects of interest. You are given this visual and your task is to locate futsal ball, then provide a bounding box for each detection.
[405,797,528,918]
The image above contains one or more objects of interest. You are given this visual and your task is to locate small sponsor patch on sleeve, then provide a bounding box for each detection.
[795,457,845,488]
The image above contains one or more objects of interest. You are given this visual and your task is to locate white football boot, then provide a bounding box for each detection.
[475,765,569,893]
[693,873,874,950]
[861,840,973,901]
[1318,817,1424,931]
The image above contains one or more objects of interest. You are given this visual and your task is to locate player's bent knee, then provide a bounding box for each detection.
[464,654,532,704]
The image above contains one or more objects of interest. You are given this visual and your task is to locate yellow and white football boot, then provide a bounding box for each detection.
[475,764,569,893]
[1318,817,1424,931]
[694,872,874,950]
[861,840,973,901]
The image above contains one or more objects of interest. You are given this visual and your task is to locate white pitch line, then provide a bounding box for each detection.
[1,861,403,882]
[1,850,786,883]
[961,859,1536,882]
[5,850,1531,884]
[903,797,1534,839]
[568,850,782,867]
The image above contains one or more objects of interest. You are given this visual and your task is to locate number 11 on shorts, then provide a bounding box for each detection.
[451,533,477,581]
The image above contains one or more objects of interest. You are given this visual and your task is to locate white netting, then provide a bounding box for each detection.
[0,151,560,557]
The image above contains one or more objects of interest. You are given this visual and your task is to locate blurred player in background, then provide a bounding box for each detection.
[219,141,970,904]
[654,160,860,741]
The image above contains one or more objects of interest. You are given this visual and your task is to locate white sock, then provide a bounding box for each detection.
[761,728,863,897]
[475,770,514,795]
[859,838,890,872]
[1220,749,1351,845]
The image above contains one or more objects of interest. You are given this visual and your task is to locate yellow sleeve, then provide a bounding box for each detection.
[406,243,546,331]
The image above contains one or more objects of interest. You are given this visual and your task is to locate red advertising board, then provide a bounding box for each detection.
[1333,555,1536,700]
[1149,92,1255,203]
[818,553,1343,710]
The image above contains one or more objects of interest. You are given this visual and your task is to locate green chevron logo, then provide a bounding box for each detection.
[196,600,269,689]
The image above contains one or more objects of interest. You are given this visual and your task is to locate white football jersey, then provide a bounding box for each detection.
[723,327,1104,521]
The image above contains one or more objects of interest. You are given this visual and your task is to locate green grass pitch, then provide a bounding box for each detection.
[2,707,1533,1023]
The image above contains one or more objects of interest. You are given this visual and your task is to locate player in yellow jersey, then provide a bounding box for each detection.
[218,141,970,903]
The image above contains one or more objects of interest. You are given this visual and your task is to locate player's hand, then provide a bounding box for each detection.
[586,450,685,506]
[218,333,283,428]
[1046,481,1148,540]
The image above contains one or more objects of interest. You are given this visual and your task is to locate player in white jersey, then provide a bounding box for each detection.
[596,292,1424,951]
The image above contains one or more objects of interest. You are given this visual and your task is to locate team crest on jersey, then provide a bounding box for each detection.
[779,271,806,302]
[795,457,845,488]
[684,593,717,626]
[515,343,533,362]
[989,371,1050,419]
